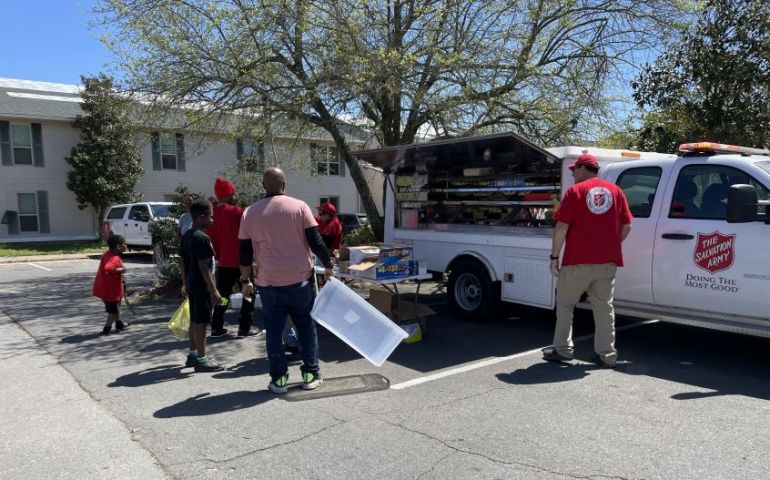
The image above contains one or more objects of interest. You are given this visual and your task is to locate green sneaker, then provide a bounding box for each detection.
[302,371,323,390]
[269,374,289,394]
[194,356,224,372]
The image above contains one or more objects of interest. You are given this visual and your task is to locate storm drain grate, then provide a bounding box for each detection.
[283,373,390,402]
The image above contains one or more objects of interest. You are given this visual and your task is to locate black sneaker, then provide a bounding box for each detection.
[115,321,129,332]
[302,371,323,390]
[185,354,197,367]
[194,357,224,372]
[542,347,573,363]
[100,326,111,336]
[268,374,289,394]
[210,328,229,338]
[237,328,264,338]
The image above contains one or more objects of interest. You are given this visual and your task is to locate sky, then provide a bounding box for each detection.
[0,0,115,85]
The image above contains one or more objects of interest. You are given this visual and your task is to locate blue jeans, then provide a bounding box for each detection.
[259,280,319,381]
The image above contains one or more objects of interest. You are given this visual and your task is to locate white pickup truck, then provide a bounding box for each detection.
[356,134,770,337]
[103,201,174,255]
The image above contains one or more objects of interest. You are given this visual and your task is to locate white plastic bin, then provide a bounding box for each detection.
[311,277,407,367]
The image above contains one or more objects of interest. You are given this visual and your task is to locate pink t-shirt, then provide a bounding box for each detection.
[238,195,318,287]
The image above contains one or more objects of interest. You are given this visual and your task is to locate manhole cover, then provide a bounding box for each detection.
[283,373,390,402]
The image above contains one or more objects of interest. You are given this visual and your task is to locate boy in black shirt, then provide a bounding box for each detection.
[180,199,224,372]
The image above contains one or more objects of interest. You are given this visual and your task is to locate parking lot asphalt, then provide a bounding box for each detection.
[1,257,770,479]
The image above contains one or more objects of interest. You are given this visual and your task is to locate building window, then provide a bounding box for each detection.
[11,124,33,165]
[160,134,178,169]
[18,193,38,232]
[240,139,266,172]
[311,144,341,176]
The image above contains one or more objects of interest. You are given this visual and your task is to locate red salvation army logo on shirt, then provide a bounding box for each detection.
[585,187,613,214]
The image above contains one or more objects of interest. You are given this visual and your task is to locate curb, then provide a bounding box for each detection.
[0,253,95,264]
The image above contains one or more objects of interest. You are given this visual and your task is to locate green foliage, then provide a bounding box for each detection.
[343,224,377,247]
[65,74,143,225]
[149,184,205,289]
[96,1,687,237]
[632,0,770,152]
[216,158,265,207]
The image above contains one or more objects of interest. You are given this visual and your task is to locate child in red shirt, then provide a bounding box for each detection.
[93,235,128,335]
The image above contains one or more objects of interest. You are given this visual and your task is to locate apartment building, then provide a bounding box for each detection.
[0,78,383,242]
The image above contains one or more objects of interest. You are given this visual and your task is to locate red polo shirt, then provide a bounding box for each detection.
[93,251,124,302]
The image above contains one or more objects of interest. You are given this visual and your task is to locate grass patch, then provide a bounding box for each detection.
[0,240,105,257]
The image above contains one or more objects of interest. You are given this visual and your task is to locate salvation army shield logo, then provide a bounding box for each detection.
[693,231,736,274]
[585,187,613,214]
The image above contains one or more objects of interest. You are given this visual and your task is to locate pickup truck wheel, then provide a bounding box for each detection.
[448,260,499,321]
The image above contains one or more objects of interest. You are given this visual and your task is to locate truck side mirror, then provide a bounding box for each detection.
[726,184,758,223]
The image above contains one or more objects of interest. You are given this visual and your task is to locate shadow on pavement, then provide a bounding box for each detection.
[154,391,273,418]
[610,321,770,402]
[212,357,271,379]
[109,364,192,387]
[495,361,595,385]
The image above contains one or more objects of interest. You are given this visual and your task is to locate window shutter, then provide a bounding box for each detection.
[258,142,265,172]
[236,139,243,160]
[0,121,10,166]
[337,148,345,177]
[37,190,50,234]
[176,133,186,172]
[151,133,161,170]
[31,123,44,167]
[4,211,19,235]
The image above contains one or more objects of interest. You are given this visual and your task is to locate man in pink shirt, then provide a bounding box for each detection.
[239,167,334,393]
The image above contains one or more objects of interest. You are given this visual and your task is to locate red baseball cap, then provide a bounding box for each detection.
[317,202,336,215]
[568,154,600,171]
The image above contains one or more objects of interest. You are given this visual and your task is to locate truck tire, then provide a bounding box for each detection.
[448,259,500,321]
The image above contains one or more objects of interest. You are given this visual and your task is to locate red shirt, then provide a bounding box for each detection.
[208,203,244,268]
[93,251,124,302]
[553,177,632,267]
[319,216,343,250]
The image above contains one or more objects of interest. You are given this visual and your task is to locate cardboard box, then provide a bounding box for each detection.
[348,245,380,265]
[350,258,411,280]
[377,244,412,264]
[368,288,435,325]
[338,245,350,261]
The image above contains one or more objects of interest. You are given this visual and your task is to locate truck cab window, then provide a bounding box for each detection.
[616,167,662,218]
[670,165,770,220]
[129,205,150,222]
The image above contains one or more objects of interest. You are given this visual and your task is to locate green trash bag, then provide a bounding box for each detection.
[168,299,190,339]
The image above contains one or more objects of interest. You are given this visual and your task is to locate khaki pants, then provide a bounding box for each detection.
[554,263,618,363]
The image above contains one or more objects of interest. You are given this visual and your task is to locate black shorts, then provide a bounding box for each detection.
[104,301,120,314]
[189,294,213,325]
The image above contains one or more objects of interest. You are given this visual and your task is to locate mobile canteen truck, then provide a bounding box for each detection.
[354,133,770,337]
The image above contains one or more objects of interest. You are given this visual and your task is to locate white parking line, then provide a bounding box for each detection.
[26,263,52,271]
[390,318,659,390]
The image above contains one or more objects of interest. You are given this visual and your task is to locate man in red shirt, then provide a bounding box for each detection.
[543,153,632,368]
[317,202,343,252]
[208,177,261,338]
